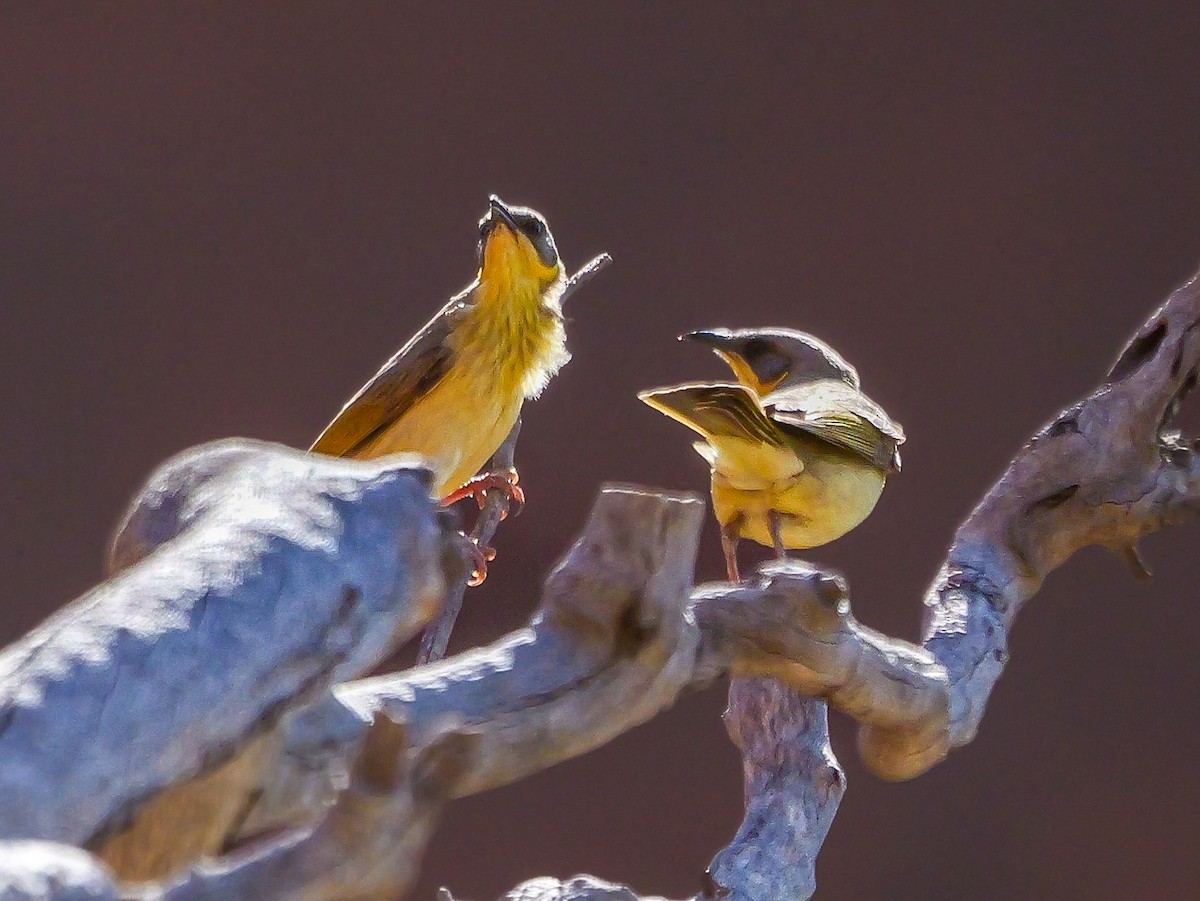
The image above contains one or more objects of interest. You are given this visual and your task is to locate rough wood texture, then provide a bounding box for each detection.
[0,440,454,872]
[860,269,1200,780]
[2,272,1198,901]
[155,485,705,900]
[432,272,1200,901]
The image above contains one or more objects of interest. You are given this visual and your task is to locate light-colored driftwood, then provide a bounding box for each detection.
[149,485,705,900]
[859,269,1200,779]
[0,270,1196,901]
[432,271,1200,901]
[0,441,455,877]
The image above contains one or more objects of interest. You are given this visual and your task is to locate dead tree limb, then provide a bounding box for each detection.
[0,440,458,879]
[432,270,1200,900]
[0,269,1196,901]
[159,485,705,899]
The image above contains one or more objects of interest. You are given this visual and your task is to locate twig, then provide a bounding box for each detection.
[417,420,521,664]
[559,252,613,305]
[416,252,613,664]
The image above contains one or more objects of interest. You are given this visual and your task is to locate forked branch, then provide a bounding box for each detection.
[0,269,1196,901]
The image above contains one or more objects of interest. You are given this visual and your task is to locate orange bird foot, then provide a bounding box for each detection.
[462,535,498,587]
[442,468,525,521]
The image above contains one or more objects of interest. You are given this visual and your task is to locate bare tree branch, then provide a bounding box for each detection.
[859,269,1200,779]
[559,253,614,306]
[1,265,1196,901]
[0,441,458,881]
[187,485,706,900]
[154,516,946,900]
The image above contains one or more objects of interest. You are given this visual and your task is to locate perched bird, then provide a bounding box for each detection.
[311,195,570,581]
[639,328,904,581]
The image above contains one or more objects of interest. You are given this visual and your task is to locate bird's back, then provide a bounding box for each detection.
[312,277,567,496]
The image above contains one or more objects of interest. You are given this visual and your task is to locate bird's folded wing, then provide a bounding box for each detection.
[310,299,467,457]
[768,380,905,471]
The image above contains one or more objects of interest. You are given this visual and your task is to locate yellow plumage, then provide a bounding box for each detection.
[696,436,885,550]
[639,329,905,580]
[311,197,567,499]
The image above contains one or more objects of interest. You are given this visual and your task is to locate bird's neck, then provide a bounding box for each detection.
[463,271,569,399]
[475,268,554,314]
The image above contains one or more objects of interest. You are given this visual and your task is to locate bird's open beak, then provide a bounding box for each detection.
[488,195,520,233]
[681,329,739,353]
[682,329,765,390]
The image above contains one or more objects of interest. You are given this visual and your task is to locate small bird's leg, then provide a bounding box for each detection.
[442,467,525,520]
[768,510,787,560]
[462,536,498,587]
[720,518,742,582]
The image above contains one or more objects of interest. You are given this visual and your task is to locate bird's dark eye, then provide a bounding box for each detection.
[739,339,790,384]
[755,352,791,383]
[742,338,772,360]
[518,215,557,267]
[517,215,545,238]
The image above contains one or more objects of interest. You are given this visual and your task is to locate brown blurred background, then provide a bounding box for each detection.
[3,3,1200,898]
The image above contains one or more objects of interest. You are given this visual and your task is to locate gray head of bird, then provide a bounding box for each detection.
[477,195,562,291]
[682,327,860,395]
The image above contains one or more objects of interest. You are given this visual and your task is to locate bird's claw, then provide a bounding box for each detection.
[444,468,525,521]
[464,536,498,587]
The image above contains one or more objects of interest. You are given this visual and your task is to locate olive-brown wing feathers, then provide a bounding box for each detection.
[767,380,905,472]
[310,298,468,457]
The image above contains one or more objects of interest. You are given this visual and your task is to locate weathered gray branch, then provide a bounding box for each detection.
[154,485,705,900]
[105,491,855,900]
[0,441,458,879]
[431,270,1200,901]
[859,269,1200,780]
[1,269,1197,901]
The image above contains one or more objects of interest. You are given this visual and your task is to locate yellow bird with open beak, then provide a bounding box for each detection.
[311,196,569,582]
[639,328,904,581]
